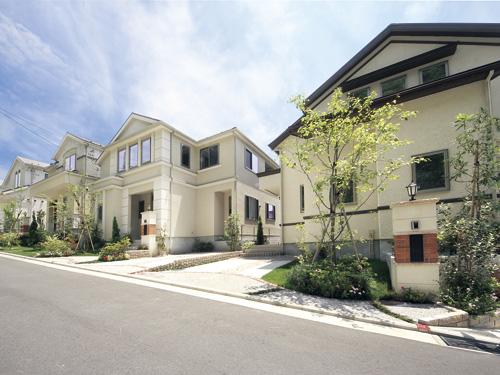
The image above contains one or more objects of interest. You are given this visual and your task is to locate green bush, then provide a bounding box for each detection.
[439,204,498,315]
[193,239,214,252]
[256,216,264,245]
[393,287,435,304]
[37,236,74,257]
[98,238,131,262]
[112,217,120,242]
[286,256,374,300]
[0,232,20,248]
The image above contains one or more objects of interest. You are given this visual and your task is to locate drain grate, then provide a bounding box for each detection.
[440,336,500,355]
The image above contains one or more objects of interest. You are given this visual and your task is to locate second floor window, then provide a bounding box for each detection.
[118,148,126,172]
[330,180,355,204]
[299,185,304,213]
[181,144,190,168]
[266,203,276,221]
[245,195,259,221]
[381,75,406,96]
[129,144,138,168]
[420,61,447,84]
[14,170,21,188]
[412,150,449,191]
[351,87,370,99]
[200,145,219,169]
[141,138,151,164]
[65,154,76,171]
[245,149,258,173]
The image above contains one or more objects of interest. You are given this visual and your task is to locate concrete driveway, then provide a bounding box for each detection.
[141,256,295,295]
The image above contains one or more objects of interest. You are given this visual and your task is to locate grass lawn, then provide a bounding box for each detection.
[261,258,393,300]
[0,246,97,257]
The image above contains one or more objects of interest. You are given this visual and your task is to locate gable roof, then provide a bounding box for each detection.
[0,156,50,190]
[52,132,104,160]
[269,23,500,150]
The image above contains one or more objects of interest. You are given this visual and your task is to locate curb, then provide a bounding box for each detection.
[1,251,498,345]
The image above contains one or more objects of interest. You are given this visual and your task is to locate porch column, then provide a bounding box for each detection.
[153,176,170,235]
[121,188,129,234]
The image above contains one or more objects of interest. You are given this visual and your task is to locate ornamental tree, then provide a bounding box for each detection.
[281,88,418,262]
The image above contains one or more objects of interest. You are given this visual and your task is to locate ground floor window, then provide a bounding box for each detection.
[245,195,259,221]
[266,203,275,221]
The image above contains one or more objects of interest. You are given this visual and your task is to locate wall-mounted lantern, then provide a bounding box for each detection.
[406,181,417,201]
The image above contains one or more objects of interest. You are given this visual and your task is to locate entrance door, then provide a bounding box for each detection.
[410,234,424,262]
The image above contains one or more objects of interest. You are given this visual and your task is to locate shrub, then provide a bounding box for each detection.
[112,217,120,242]
[98,238,131,262]
[286,256,374,300]
[37,236,74,257]
[0,232,19,248]
[224,214,240,251]
[393,287,435,304]
[256,216,264,245]
[193,239,214,252]
[91,224,105,251]
[439,204,498,315]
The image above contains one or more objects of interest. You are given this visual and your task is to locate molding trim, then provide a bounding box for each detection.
[340,44,457,92]
[257,168,281,178]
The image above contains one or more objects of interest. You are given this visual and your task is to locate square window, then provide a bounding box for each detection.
[141,138,151,164]
[413,150,449,191]
[181,144,190,168]
[330,180,355,204]
[200,145,219,169]
[381,75,406,96]
[420,62,447,84]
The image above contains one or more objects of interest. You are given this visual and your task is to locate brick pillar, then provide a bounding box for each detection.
[423,233,438,263]
[394,235,410,263]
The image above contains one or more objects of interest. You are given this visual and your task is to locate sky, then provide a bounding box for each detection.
[1,0,500,182]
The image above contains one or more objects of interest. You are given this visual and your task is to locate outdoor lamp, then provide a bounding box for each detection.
[406,181,417,201]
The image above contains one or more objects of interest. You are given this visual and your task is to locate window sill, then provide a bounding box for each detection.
[245,166,258,175]
[198,164,221,173]
[416,186,450,194]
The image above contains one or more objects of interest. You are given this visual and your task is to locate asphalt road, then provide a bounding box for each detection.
[0,257,498,374]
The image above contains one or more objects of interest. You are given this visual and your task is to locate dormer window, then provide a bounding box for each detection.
[129,143,138,168]
[65,154,76,171]
[420,61,448,84]
[381,75,406,96]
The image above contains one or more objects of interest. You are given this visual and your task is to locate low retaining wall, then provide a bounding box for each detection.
[469,310,500,329]
[146,251,243,272]
[126,250,151,259]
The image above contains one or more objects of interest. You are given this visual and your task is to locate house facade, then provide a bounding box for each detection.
[29,133,104,234]
[267,23,500,257]
[0,157,49,232]
[93,113,280,253]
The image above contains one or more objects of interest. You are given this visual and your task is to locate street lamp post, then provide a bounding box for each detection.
[406,181,417,201]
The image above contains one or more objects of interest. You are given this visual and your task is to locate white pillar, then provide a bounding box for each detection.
[153,176,170,235]
[121,188,129,234]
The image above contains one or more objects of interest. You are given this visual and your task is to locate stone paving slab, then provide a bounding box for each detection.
[141,271,276,294]
[258,289,410,326]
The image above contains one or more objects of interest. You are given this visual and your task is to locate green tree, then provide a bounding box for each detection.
[112,216,121,243]
[281,88,417,262]
[256,216,264,245]
[439,108,499,315]
[224,213,240,252]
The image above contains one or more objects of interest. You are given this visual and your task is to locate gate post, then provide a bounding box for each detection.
[389,198,440,293]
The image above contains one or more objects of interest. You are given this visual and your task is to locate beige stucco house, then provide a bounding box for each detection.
[93,113,280,253]
[29,133,104,234]
[266,23,500,257]
[0,156,49,232]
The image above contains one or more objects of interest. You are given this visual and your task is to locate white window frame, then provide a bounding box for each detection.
[381,75,406,96]
[141,138,151,164]
[129,143,138,169]
[118,148,126,172]
[245,148,259,173]
[412,149,450,192]
[65,154,76,171]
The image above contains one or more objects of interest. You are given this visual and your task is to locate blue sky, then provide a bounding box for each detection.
[1,1,500,181]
